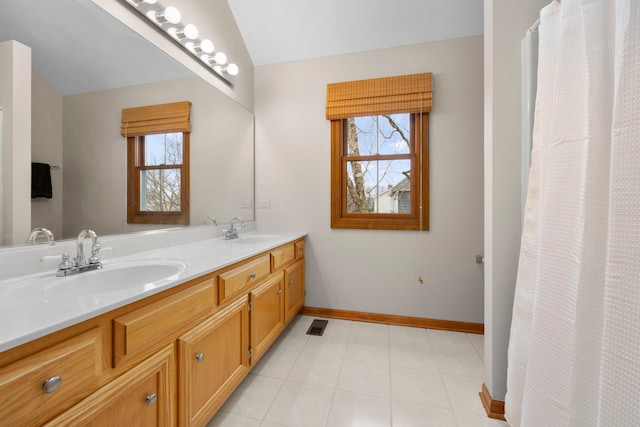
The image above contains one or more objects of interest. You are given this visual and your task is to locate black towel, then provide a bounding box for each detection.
[31,162,52,199]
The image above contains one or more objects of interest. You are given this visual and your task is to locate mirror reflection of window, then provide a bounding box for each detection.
[122,102,191,225]
[139,133,184,212]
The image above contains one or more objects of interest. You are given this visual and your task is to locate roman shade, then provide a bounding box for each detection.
[325,73,432,120]
[121,101,192,137]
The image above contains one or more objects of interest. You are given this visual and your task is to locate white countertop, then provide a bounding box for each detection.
[0,231,305,353]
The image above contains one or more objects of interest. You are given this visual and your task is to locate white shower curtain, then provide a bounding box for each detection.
[506,1,640,426]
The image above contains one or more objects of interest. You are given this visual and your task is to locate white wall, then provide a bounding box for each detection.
[0,41,31,246]
[255,36,484,323]
[31,72,63,239]
[483,0,549,401]
[62,76,254,239]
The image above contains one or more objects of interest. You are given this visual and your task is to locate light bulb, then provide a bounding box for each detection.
[226,63,239,76]
[199,39,214,54]
[169,24,199,40]
[182,24,199,40]
[212,51,227,65]
[154,6,181,24]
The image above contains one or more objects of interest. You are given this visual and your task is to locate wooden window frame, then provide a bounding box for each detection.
[127,133,190,225]
[331,113,429,231]
[122,101,191,225]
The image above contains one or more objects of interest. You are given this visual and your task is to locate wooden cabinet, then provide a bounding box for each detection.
[294,240,305,260]
[218,255,270,305]
[250,273,285,365]
[45,345,175,427]
[178,296,249,427]
[114,280,215,367]
[0,237,304,427]
[284,259,305,324]
[271,243,295,271]
[0,328,103,427]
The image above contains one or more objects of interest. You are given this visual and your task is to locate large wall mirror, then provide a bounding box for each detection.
[0,0,254,247]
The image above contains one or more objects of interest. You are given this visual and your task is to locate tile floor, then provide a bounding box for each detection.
[206,315,510,427]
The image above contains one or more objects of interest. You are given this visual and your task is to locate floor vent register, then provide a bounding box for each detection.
[306,319,329,336]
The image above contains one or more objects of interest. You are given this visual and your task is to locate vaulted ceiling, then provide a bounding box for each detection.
[226,0,483,66]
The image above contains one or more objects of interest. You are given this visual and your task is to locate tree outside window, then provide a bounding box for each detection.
[345,114,412,214]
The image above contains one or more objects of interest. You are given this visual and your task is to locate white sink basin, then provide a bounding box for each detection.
[4,258,190,304]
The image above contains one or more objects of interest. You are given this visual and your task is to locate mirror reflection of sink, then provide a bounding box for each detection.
[6,258,190,303]
[230,233,282,245]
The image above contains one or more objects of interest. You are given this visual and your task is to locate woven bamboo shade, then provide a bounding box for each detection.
[121,101,192,137]
[326,73,432,120]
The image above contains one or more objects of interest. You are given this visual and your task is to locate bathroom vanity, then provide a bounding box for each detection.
[0,230,305,426]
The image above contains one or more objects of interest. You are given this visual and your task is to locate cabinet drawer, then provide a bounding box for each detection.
[218,255,270,304]
[113,279,215,366]
[271,244,295,271]
[0,328,103,426]
[294,240,305,260]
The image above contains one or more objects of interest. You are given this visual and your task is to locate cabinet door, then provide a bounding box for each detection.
[44,345,175,427]
[250,273,285,365]
[284,259,305,324]
[178,296,249,427]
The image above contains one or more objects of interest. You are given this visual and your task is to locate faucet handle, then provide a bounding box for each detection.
[58,254,74,270]
[89,240,102,264]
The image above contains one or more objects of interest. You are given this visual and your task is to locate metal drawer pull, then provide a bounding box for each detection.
[195,352,205,362]
[289,280,294,285]
[249,272,256,279]
[42,376,62,394]
[277,290,282,295]
[145,393,157,406]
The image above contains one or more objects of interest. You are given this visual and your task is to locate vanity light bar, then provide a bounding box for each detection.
[124,0,239,83]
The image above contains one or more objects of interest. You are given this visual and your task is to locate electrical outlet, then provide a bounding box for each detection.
[257,200,270,209]
[240,200,252,208]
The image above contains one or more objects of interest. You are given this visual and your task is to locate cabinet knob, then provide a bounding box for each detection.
[145,393,157,406]
[249,272,257,279]
[277,290,282,295]
[42,376,62,394]
[195,352,205,363]
[288,280,294,285]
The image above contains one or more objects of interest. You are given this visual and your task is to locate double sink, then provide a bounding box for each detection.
[0,230,305,353]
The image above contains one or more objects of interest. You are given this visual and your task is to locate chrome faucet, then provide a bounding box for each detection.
[56,229,103,277]
[203,216,218,225]
[224,217,244,240]
[75,229,100,266]
[26,227,55,245]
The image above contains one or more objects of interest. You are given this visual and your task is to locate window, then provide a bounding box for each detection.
[121,101,191,224]
[327,73,431,230]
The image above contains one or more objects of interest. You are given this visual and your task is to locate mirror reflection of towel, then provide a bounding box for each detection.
[31,162,52,198]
